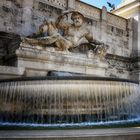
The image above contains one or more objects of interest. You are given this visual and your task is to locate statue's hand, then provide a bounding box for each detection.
[62,10,73,15]
[97,41,104,46]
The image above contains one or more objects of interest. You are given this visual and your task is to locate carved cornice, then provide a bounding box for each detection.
[112,0,140,13]
[106,53,131,62]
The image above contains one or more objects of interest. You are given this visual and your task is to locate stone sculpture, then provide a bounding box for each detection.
[21,11,109,60]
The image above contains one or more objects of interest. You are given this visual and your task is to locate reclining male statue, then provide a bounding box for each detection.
[22,11,108,60]
[23,11,102,48]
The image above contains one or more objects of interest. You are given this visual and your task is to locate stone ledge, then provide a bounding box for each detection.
[16,48,107,68]
[0,128,140,139]
[0,65,25,79]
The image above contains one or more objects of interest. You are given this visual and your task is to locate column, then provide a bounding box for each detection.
[21,0,34,36]
[101,6,107,43]
[67,0,75,10]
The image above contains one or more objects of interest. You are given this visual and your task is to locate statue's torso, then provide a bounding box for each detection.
[65,25,87,46]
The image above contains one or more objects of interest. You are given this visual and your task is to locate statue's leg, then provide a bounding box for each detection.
[38,35,58,45]
[22,34,73,51]
[51,35,73,51]
[22,35,59,46]
[22,38,39,45]
[58,36,73,51]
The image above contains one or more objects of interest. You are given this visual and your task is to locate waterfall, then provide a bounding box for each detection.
[0,79,140,125]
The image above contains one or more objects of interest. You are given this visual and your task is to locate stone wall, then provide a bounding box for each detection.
[0,0,63,36]
[0,0,135,80]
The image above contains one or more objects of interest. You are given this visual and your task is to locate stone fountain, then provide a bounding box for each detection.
[0,1,140,139]
[0,76,140,126]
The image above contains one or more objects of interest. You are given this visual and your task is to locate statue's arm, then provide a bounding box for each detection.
[92,39,104,45]
[85,32,93,42]
[56,11,72,29]
[85,32,104,45]
[56,16,67,30]
[30,22,48,38]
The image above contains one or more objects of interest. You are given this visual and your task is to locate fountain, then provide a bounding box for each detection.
[0,2,140,139]
[0,9,140,128]
[0,76,140,128]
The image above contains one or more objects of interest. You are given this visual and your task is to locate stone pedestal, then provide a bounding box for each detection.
[0,65,24,79]
[12,45,108,77]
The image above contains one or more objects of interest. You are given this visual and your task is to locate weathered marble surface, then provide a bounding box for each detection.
[14,46,108,77]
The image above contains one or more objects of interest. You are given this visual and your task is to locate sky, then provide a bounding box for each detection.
[80,0,122,11]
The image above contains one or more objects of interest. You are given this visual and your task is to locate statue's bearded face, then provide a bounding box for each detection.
[72,15,83,27]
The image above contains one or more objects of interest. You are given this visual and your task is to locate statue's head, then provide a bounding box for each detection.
[71,11,84,27]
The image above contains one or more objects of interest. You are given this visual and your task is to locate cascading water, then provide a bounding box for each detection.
[0,77,140,127]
